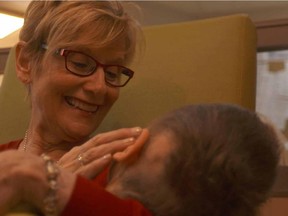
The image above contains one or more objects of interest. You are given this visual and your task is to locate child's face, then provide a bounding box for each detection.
[106,131,176,198]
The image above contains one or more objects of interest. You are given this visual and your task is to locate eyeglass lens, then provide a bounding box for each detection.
[66,52,131,86]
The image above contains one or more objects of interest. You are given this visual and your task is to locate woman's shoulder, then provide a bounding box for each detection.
[0,140,22,152]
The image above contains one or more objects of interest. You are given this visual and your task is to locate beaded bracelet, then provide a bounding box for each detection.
[41,154,60,216]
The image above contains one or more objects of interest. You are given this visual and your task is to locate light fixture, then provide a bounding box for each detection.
[0,13,24,39]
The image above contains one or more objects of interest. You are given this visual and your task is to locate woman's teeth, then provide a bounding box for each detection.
[65,97,98,113]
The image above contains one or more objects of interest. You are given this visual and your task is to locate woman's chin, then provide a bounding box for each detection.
[65,126,96,142]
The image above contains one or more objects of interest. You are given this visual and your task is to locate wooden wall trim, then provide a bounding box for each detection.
[256,19,288,51]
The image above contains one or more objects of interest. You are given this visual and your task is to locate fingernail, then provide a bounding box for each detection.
[123,137,135,143]
[132,127,142,135]
[102,154,112,160]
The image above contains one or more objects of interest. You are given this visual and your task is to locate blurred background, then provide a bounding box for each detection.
[1,1,288,141]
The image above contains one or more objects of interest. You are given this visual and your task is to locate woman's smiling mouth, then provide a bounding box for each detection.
[65,96,99,113]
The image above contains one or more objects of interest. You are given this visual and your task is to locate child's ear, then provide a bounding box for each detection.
[15,41,32,84]
[113,129,149,164]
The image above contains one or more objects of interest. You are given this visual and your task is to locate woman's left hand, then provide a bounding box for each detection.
[57,127,142,179]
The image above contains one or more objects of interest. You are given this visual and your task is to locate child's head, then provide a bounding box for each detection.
[108,104,280,216]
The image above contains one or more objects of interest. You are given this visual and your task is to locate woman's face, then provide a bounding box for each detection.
[29,42,126,142]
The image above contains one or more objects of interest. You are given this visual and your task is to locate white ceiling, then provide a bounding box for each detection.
[1,1,288,26]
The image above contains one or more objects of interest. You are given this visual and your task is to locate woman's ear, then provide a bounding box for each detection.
[113,129,149,164]
[15,41,32,84]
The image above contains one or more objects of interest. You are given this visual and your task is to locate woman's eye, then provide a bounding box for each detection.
[105,71,117,80]
[105,70,119,81]
[67,53,93,72]
[71,61,88,69]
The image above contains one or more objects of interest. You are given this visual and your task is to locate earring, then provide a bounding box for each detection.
[23,78,30,83]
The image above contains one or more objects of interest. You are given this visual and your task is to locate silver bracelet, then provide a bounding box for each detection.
[41,154,60,216]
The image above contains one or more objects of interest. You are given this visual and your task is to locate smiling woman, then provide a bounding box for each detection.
[0,1,152,216]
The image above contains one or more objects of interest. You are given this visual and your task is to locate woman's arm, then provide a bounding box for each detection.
[0,127,152,216]
[0,151,151,216]
[61,176,152,216]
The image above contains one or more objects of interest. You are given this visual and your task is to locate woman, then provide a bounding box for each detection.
[0,1,152,215]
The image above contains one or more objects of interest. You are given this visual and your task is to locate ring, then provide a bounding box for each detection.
[77,153,85,166]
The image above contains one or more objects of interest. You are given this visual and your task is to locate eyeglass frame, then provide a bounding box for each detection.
[41,44,134,87]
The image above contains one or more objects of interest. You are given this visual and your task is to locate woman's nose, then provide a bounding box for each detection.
[83,67,108,94]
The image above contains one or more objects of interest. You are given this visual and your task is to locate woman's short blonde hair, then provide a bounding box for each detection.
[20,0,142,68]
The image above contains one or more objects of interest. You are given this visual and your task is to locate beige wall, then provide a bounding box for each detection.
[0,74,3,86]
[0,29,20,49]
[0,30,20,85]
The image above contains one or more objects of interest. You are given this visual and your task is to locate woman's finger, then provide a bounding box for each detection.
[83,137,135,162]
[75,154,112,179]
[59,136,134,173]
[82,127,142,150]
[58,127,144,175]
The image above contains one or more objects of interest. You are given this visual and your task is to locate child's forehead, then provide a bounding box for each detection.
[144,132,176,160]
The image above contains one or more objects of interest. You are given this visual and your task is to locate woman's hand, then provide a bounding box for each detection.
[0,150,40,214]
[58,127,143,179]
[0,150,76,215]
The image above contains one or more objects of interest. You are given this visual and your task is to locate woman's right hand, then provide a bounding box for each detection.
[0,150,76,215]
[57,127,143,179]
[0,150,48,214]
